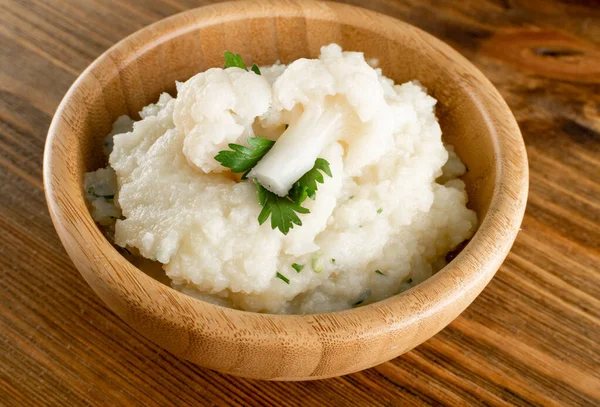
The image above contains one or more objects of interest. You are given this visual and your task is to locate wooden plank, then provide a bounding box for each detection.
[0,0,598,405]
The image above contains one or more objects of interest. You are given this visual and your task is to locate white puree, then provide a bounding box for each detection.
[85,44,477,314]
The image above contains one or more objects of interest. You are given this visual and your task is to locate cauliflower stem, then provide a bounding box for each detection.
[250,102,348,196]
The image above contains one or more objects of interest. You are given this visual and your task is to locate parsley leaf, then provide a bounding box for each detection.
[289,158,332,204]
[224,51,248,70]
[291,263,304,273]
[254,179,310,235]
[214,137,275,178]
[217,143,332,234]
[375,269,384,276]
[223,52,261,76]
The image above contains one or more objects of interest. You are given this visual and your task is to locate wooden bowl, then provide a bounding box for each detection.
[43,0,528,380]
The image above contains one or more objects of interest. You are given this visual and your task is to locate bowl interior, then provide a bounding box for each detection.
[45,1,527,380]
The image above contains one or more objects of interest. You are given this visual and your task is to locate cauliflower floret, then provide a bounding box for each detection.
[250,44,396,196]
[173,67,272,173]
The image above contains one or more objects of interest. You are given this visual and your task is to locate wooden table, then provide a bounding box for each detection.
[1,0,598,405]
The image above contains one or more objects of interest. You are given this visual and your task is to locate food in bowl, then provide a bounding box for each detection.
[84,44,477,314]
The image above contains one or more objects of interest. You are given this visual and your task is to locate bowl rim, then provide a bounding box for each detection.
[43,0,528,376]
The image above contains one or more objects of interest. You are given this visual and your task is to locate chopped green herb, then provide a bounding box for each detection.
[288,158,332,204]
[377,208,383,214]
[255,180,309,235]
[349,195,355,200]
[87,187,114,199]
[407,278,413,284]
[375,269,384,276]
[311,253,324,273]
[275,272,290,284]
[215,136,275,178]
[251,63,261,75]
[224,51,248,70]
[291,263,304,273]
[330,258,336,264]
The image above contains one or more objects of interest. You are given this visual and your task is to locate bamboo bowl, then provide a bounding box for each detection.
[44,0,528,380]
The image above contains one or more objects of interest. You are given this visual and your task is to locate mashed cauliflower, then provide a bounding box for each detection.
[84,44,477,314]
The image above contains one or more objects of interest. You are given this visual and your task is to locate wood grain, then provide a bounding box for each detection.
[0,0,598,404]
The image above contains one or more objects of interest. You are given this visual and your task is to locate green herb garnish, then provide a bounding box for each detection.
[216,144,331,233]
[216,143,331,234]
[257,158,330,233]
[276,272,290,284]
[377,208,383,214]
[255,180,309,235]
[375,269,384,276]
[289,158,332,204]
[215,137,274,178]
[312,253,324,273]
[407,278,413,284]
[224,51,248,70]
[331,258,336,264]
[291,263,304,273]
[224,51,261,75]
